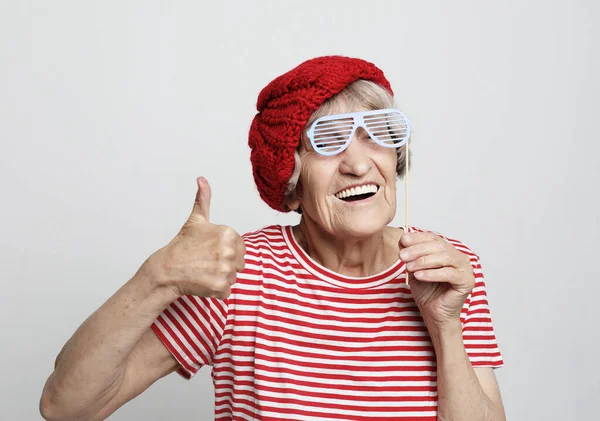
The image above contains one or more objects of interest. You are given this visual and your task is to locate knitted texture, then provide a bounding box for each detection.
[248,55,393,212]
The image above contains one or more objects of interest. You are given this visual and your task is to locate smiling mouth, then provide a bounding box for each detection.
[342,193,375,202]
[334,184,380,202]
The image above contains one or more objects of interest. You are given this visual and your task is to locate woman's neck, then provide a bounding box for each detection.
[292,218,403,278]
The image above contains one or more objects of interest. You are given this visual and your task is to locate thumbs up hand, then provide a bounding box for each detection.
[147,177,246,300]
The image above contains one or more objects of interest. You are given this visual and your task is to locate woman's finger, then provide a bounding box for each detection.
[400,240,445,263]
[413,267,464,285]
[399,232,442,247]
[406,252,454,272]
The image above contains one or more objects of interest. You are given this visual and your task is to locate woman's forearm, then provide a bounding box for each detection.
[40,258,178,419]
[429,321,505,421]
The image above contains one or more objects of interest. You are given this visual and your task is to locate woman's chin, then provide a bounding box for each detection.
[332,213,392,238]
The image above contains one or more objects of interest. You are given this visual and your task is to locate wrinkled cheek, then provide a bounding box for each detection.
[317,200,339,231]
[331,205,345,223]
[387,187,397,205]
[387,189,397,210]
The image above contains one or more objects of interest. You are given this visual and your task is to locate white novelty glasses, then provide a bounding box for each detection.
[306,108,411,156]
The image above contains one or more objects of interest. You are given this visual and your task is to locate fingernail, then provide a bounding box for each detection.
[406,262,415,270]
[400,250,409,260]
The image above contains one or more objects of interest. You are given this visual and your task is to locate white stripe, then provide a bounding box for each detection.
[461,321,495,328]
[219,351,436,368]
[470,355,503,363]
[463,338,498,345]
[214,396,437,419]
[465,348,501,355]
[214,360,436,379]
[464,303,490,313]
[214,377,438,398]
[215,369,437,389]
[226,347,436,373]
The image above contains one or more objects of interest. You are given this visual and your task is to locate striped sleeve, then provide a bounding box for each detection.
[151,294,229,379]
[460,257,504,368]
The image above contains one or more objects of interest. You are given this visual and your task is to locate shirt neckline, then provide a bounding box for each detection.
[280,224,414,290]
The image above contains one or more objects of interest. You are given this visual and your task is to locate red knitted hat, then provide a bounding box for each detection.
[248,55,394,212]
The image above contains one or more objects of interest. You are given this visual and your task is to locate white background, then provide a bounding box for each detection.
[1,1,598,420]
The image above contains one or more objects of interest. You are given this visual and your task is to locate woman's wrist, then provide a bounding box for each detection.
[129,254,181,310]
[425,318,464,352]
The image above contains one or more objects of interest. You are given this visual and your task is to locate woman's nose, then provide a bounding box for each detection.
[338,131,373,176]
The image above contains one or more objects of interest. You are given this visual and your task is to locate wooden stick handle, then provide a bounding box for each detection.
[405,142,409,286]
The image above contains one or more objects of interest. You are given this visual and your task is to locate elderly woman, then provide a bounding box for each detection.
[40,56,505,421]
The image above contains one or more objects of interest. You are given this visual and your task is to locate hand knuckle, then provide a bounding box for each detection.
[221,245,235,259]
[214,282,231,299]
[211,279,228,293]
[221,226,238,242]
[219,262,232,275]
[216,224,229,238]
[444,254,453,266]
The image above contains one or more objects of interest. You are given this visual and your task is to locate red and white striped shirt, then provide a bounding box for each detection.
[151,225,503,420]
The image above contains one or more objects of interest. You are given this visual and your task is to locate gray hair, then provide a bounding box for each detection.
[284,79,412,212]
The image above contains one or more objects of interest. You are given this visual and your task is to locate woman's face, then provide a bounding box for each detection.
[291,100,399,238]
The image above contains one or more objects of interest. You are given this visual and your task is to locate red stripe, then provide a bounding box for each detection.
[217,361,436,384]
[217,339,433,362]
[240,265,411,296]
[216,353,436,372]
[233,309,426,331]
[214,390,437,418]
[234,294,419,316]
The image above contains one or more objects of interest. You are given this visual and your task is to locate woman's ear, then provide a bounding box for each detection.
[285,182,303,212]
[287,199,301,212]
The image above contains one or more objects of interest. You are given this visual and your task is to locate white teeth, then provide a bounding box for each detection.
[335,184,378,199]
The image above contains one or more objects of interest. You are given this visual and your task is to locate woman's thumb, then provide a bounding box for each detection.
[189,176,211,223]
